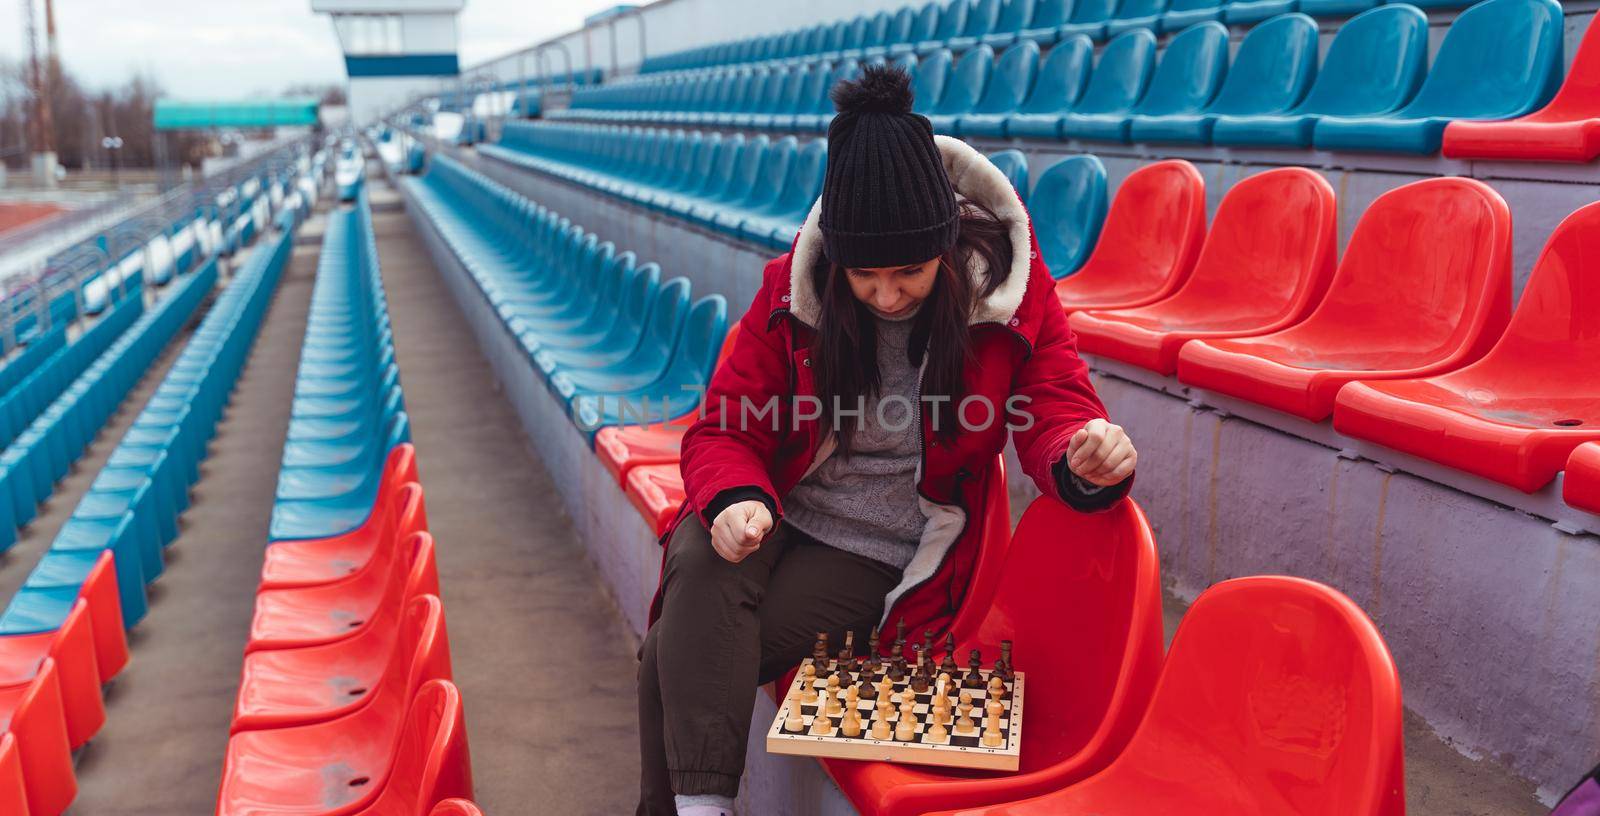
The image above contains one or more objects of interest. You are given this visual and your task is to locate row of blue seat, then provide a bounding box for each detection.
[269,190,410,543]
[637,0,1473,76]
[482,124,1113,278]
[0,329,66,414]
[0,204,302,638]
[484,123,827,251]
[0,293,146,457]
[403,155,728,438]
[565,0,1563,154]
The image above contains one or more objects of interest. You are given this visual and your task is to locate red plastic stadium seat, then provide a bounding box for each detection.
[595,417,691,483]
[1055,160,1207,315]
[0,734,27,816]
[69,551,129,684]
[233,594,453,734]
[625,464,687,536]
[261,446,424,589]
[429,799,484,816]
[0,600,104,748]
[0,659,76,816]
[931,577,1406,816]
[352,682,473,816]
[1334,201,1600,492]
[1178,178,1513,421]
[1070,168,1337,375]
[1564,443,1600,514]
[1442,17,1600,161]
[821,496,1164,816]
[248,531,439,654]
[217,669,466,816]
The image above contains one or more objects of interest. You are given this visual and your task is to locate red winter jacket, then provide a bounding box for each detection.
[655,137,1127,647]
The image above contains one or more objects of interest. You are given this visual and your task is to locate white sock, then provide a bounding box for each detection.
[675,793,736,815]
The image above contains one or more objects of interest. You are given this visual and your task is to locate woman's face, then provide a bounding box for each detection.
[845,257,940,319]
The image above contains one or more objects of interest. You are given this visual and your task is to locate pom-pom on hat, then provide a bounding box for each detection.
[820,64,960,270]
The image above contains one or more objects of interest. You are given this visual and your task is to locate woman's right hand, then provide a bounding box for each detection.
[710,500,774,563]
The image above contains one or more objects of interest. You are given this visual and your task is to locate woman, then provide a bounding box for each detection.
[637,65,1138,816]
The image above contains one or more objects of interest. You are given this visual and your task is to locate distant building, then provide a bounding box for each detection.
[312,0,465,123]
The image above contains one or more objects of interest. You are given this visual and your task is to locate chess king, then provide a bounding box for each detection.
[637,65,1137,816]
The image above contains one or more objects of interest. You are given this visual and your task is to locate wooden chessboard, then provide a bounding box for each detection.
[764,658,1025,771]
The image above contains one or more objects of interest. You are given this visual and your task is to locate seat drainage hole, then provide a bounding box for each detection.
[347,688,367,696]
[347,620,364,628]
[1556,419,1584,427]
[348,777,370,787]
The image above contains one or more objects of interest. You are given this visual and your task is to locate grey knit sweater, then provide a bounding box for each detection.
[782,312,925,570]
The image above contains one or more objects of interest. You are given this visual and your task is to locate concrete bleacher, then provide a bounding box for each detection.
[435,5,1600,798]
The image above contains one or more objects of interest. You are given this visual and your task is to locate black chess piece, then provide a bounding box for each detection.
[863,627,882,674]
[813,632,832,673]
[993,639,1014,682]
[940,633,959,676]
[962,648,986,689]
[921,630,936,660]
[858,677,878,700]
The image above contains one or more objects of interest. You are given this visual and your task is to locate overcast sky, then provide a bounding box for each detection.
[1,0,619,98]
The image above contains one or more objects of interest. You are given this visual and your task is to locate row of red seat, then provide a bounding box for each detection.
[216,445,482,815]
[1055,158,1600,502]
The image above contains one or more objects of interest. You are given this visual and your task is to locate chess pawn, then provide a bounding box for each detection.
[955,702,976,734]
[894,715,916,742]
[800,669,819,704]
[962,649,986,689]
[959,690,973,708]
[858,678,878,701]
[927,719,948,741]
[982,713,1003,747]
[810,712,832,735]
[988,676,1006,701]
[841,710,862,738]
[986,699,1005,721]
[871,712,891,740]
[826,689,844,717]
[826,673,841,696]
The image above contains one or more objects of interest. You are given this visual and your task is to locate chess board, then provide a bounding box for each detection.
[764,658,1025,771]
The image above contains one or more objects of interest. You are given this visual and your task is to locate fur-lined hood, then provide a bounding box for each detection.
[779,135,1037,332]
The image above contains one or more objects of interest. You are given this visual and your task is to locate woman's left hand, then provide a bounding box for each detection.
[1066,418,1137,487]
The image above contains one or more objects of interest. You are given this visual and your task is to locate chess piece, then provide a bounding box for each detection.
[887,656,906,683]
[845,685,860,706]
[826,687,844,717]
[994,639,1014,682]
[962,649,986,689]
[986,699,1004,720]
[940,635,959,677]
[982,715,1003,747]
[811,711,832,735]
[784,689,804,732]
[813,632,832,674]
[839,631,857,674]
[927,719,948,741]
[988,675,1006,701]
[959,690,974,708]
[938,672,954,699]
[858,678,878,701]
[895,715,916,742]
[922,630,936,662]
[877,677,893,700]
[800,665,818,704]
[877,699,893,722]
[894,620,907,653]
[955,702,976,734]
[841,710,862,738]
[871,712,891,740]
[910,646,930,693]
[863,627,882,674]
[899,698,915,722]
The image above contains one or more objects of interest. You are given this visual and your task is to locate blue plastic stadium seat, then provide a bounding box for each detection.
[996,35,1094,138]
[740,140,828,248]
[947,0,1004,51]
[572,294,729,433]
[917,0,972,55]
[928,45,996,133]
[1160,0,1224,31]
[1061,28,1183,142]
[1056,0,1121,41]
[987,149,1030,204]
[954,41,1041,137]
[1106,0,1171,37]
[909,50,954,121]
[1031,155,1108,277]
[1225,0,1297,24]
[983,0,1037,47]
[1131,13,1318,144]
[1299,0,1380,14]
[1211,7,1424,148]
[862,8,918,59]
[796,60,861,132]
[1017,0,1072,44]
[1313,0,1564,154]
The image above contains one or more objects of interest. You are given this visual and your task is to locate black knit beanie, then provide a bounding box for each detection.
[820,64,959,269]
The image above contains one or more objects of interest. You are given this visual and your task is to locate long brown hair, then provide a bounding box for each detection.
[809,199,1015,453]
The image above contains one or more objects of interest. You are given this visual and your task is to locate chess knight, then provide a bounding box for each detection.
[637,64,1137,816]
